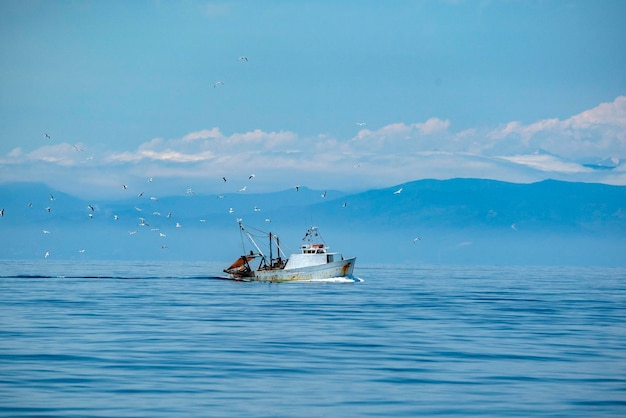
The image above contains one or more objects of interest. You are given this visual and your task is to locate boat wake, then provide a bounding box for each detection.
[304,275,363,283]
[2,274,226,280]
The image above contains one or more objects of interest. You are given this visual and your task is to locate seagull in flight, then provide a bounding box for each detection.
[394,188,403,194]
[321,191,327,198]
[87,205,94,211]
[222,176,227,182]
[44,251,50,258]
[114,215,119,220]
[186,188,196,195]
[42,230,51,234]
[254,206,261,212]
[238,186,247,192]
[295,185,300,192]
[238,56,248,62]
[49,194,55,201]
[248,173,255,180]
[214,81,224,88]
[44,133,51,139]
[342,202,347,208]
[413,237,421,243]
[73,144,84,151]
[0,208,4,217]
[355,122,366,126]
[122,184,128,190]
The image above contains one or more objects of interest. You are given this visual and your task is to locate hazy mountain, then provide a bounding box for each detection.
[1,179,624,266]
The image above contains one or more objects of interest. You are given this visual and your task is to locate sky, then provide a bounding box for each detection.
[1,0,625,199]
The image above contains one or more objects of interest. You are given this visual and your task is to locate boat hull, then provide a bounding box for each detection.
[237,257,356,282]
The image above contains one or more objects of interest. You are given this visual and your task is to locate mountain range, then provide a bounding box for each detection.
[1,179,625,266]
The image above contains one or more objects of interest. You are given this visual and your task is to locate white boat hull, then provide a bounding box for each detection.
[243,257,356,282]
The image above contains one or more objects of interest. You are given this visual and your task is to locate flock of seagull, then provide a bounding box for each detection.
[0,55,424,258]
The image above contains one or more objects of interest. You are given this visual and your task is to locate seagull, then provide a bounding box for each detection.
[186,188,196,195]
[122,184,128,190]
[139,218,148,226]
[88,213,93,219]
[413,237,421,243]
[200,219,206,223]
[150,196,158,202]
[238,186,247,192]
[73,144,84,151]
[229,208,234,213]
[166,212,172,218]
[161,245,168,249]
[44,133,51,139]
[248,173,255,180]
[134,206,143,212]
[44,251,50,258]
[222,176,227,182]
[87,205,94,211]
[159,232,167,237]
[217,195,225,199]
[175,222,182,228]
[265,218,271,223]
[355,122,366,126]
[42,230,51,234]
[295,185,300,192]
[511,223,518,231]
[214,81,224,88]
[46,207,51,212]
[137,192,144,197]
[394,188,403,194]
[153,211,161,216]
[254,206,261,212]
[49,194,55,201]
[148,177,153,182]
[114,215,119,220]
[321,191,327,198]
[353,164,360,168]
[27,203,32,207]
[78,249,85,253]
[238,56,248,62]
[129,230,138,235]
[342,202,347,208]
[0,208,3,217]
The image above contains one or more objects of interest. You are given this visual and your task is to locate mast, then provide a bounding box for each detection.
[269,232,273,266]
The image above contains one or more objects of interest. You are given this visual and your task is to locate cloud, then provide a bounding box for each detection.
[497,154,593,174]
[2,96,626,197]
[485,96,626,159]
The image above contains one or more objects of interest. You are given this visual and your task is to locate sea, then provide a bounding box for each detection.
[0,260,624,417]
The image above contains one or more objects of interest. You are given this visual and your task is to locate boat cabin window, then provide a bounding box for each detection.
[327,254,335,263]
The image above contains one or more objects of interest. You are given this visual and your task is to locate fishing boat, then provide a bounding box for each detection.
[223,222,358,282]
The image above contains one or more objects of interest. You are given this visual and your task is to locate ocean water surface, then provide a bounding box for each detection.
[1,260,625,417]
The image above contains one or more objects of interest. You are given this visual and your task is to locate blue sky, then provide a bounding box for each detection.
[1,0,625,198]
